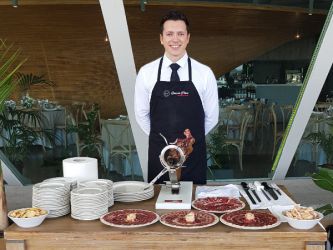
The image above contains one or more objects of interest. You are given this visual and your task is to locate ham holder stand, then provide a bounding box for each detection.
[149,139,192,210]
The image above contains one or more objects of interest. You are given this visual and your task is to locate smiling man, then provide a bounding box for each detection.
[134,10,219,184]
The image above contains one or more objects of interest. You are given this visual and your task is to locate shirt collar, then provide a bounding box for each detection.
[163,53,188,69]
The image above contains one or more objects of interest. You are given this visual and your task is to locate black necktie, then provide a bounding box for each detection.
[170,63,180,82]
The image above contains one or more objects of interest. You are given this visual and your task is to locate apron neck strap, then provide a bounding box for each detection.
[188,57,192,82]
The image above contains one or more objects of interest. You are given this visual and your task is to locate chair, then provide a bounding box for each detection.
[315,102,331,112]
[54,106,76,148]
[224,112,252,171]
[101,119,136,179]
[279,104,293,131]
[294,112,325,166]
[248,101,264,144]
[224,105,250,139]
[270,103,284,159]
[70,101,87,125]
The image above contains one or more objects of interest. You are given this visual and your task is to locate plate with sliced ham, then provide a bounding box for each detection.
[100,209,159,228]
[192,197,245,213]
[160,210,219,229]
[220,210,281,230]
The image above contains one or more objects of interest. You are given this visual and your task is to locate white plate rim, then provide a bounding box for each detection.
[192,197,245,214]
[100,209,159,228]
[159,210,219,229]
[220,210,281,230]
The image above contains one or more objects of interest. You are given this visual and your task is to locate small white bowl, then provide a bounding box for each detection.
[282,211,323,230]
[8,208,48,228]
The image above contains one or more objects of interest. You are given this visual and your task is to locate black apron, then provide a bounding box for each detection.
[148,57,207,184]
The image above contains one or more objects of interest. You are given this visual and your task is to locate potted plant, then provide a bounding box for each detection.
[16,73,54,98]
[312,168,333,215]
[0,39,26,230]
[67,104,103,159]
[0,107,54,172]
[206,125,234,179]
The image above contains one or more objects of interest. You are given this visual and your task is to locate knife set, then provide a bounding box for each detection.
[240,182,282,205]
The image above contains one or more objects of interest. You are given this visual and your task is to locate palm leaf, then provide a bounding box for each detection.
[0,39,26,175]
[0,40,26,110]
[315,204,333,216]
[312,168,333,193]
[16,73,54,92]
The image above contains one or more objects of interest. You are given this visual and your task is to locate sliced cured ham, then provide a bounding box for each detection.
[192,197,245,213]
[100,209,159,228]
[220,210,281,230]
[160,210,219,229]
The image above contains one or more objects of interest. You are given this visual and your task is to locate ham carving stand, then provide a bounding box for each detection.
[150,134,193,210]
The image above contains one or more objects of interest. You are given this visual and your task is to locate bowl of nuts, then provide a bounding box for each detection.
[8,207,48,228]
[282,205,323,230]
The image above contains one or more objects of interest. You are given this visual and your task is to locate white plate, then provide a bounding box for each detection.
[100,209,159,228]
[113,181,151,194]
[34,182,70,190]
[71,187,107,196]
[160,210,219,229]
[220,210,281,230]
[71,213,103,221]
[192,197,245,214]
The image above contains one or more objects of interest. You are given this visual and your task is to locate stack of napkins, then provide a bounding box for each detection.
[195,185,241,199]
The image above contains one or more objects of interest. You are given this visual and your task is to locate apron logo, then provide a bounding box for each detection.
[163,90,170,98]
[171,91,189,97]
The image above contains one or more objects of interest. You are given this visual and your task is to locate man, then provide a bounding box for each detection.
[134,10,218,184]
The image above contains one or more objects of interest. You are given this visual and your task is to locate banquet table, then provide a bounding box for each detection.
[0,107,70,148]
[4,186,327,250]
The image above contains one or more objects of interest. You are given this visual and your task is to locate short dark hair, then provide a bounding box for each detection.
[160,10,190,34]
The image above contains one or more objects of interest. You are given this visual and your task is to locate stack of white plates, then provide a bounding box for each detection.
[78,179,114,207]
[32,182,71,218]
[71,186,108,220]
[43,177,77,190]
[113,181,154,202]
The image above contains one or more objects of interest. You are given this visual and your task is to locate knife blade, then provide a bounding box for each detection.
[241,182,256,204]
[262,182,278,200]
[261,189,271,201]
[248,183,261,203]
[270,183,282,195]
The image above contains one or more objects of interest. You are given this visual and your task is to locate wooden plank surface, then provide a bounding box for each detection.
[4,186,327,250]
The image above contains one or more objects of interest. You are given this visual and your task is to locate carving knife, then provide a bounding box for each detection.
[241,182,256,205]
[248,183,261,202]
[261,189,271,201]
[270,183,282,195]
[262,182,278,200]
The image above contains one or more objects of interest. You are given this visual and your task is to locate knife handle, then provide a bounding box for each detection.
[261,182,270,190]
[241,182,248,189]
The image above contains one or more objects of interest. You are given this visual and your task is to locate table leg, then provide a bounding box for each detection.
[305,242,325,250]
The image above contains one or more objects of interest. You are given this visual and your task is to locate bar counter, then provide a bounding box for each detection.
[5,186,327,250]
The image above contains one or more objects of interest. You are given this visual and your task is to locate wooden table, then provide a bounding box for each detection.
[5,186,327,250]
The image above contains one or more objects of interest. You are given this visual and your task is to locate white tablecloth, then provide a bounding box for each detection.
[0,107,72,148]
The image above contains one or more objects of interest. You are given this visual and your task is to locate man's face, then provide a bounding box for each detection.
[160,20,190,62]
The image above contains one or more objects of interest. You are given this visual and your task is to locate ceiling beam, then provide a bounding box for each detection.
[0,0,327,15]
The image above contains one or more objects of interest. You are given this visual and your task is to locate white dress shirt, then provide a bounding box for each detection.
[134,53,219,135]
